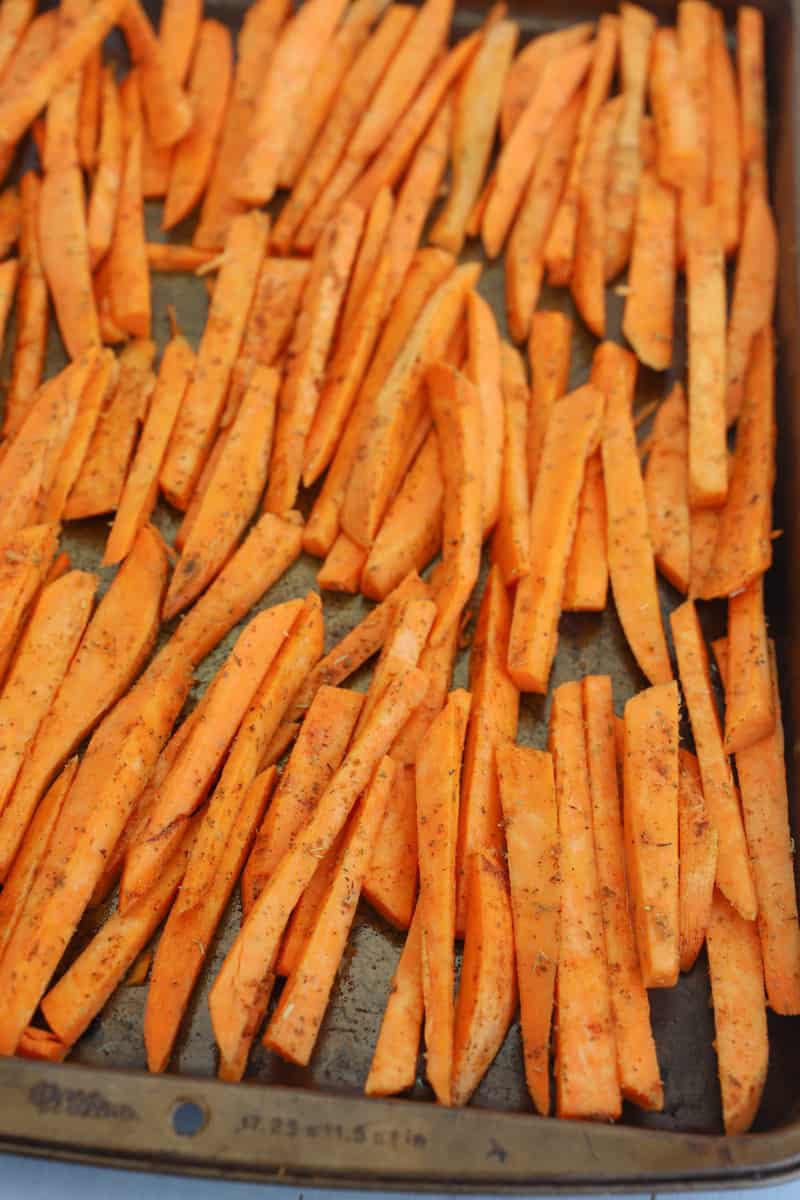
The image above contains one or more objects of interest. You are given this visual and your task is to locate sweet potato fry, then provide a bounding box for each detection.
[623,169,677,372]
[104,336,194,566]
[737,6,767,199]
[42,0,86,174]
[272,6,414,253]
[340,187,393,328]
[0,0,35,81]
[145,244,215,273]
[0,14,57,184]
[725,579,774,754]
[677,0,713,210]
[491,345,530,585]
[690,506,722,597]
[158,0,201,87]
[234,0,349,207]
[44,552,71,585]
[670,599,757,920]
[415,689,471,1105]
[359,760,417,930]
[317,534,367,595]
[526,310,572,488]
[604,3,656,280]
[0,525,166,881]
[430,19,518,256]
[505,89,582,343]
[354,598,436,739]
[0,185,20,257]
[550,681,621,1121]
[706,888,768,1134]
[43,351,117,523]
[118,0,192,149]
[164,366,277,618]
[108,75,149,341]
[724,189,777,427]
[570,96,622,338]
[686,204,727,508]
[584,676,662,1107]
[715,640,800,1015]
[86,68,121,270]
[649,28,699,191]
[644,383,690,594]
[0,253,17,354]
[4,174,47,438]
[677,747,718,973]
[709,9,741,255]
[39,166,99,358]
[163,22,233,231]
[209,667,429,1066]
[700,328,775,598]
[193,0,290,249]
[365,905,423,1095]
[499,22,593,142]
[562,450,608,612]
[161,211,269,508]
[0,524,58,689]
[595,341,673,685]
[64,340,155,519]
[463,295,502,538]
[507,384,604,692]
[495,745,557,1115]
[623,681,680,988]
[425,362,482,646]
[266,759,394,1065]
[0,571,96,823]
[276,826,346,977]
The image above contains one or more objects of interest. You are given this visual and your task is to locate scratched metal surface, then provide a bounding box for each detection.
[1,0,800,1186]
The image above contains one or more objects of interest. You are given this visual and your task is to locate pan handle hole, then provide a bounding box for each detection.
[171,1098,207,1137]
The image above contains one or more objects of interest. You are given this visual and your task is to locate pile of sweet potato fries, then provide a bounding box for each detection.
[0,0,786,1135]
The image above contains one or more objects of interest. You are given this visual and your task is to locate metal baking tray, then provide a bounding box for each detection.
[1,0,799,1188]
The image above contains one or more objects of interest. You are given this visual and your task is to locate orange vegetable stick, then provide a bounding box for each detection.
[677,747,718,973]
[451,850,516,1106]
[42,0,86,174]
[146,245,216,273]
[0,254,17,357]
[117,0,192,149]
[0,0,127,150]
[562,450,608,612]
[416,689,471,1105]
[272,6,415,254]
[715,639,800,1015]
[64,341,155,520]
[4,174,47,439]
[0,0,35,81]
[163,22,233,231]
[339,186,393,329]
[604,3,657,281]
[499,22,594,142]
[507,384,604,693]
[161,211,269,508]
[43,350,118,524]
[317,534,367,595]
[706,888,768,1134]
[0,571,96,823]
[495,745,557,1115]
[690,505,722,597]
[340,262,478,549]
[685,204,727,508]
[466,291,504,535]
[709,9,741,256]
[622,169,677,372]
[724,189,777,426]
[677,0,712,209]
[140,769,274,1074]
[385,94,452,306]
[595,341,673,685]
[15,1027,69,1063]
[38,166,99,358]
[491,344,530,585]
[0,758,78,964]
[0,185,20,257]
[0,524,58,689]
[345,33,483,217]
[670,599,757,920]
[158,0,202,87]
[264,203,363,516]
[265,758,394,1065]
[233,0,349,207]
[584,676,662,1107]
[354,597,437,740]
[0,13,57,185]
[360,758,418,930]
[570,96,622,338]
[644,383,690,593]
[623,681,680,988]
[121,600,310,912]
[103,336,194,566]
[365,905,424,1095]
[543,15,618,286]
[549,681,621,1121]
[277,0,386,190]
[649,28,699,191]
[429,19,517,257]
[86,68,122,270]
[455,566,518,935]
[164,366,277,619]
[107,72,149,341]
[194,0,290,250]
[303,248,453,557]
[737,6,767,199]
[275,826,346,978]
[425,362,482,646]
[700,328,775,599]
[526,310,572,488]
[209,667,429,1066]
[44,551,71,586]
[725,578,774,754]
[505,89,582,343]
[303,251,391,488]
[0,525,166,882]
[480,41,593,259]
